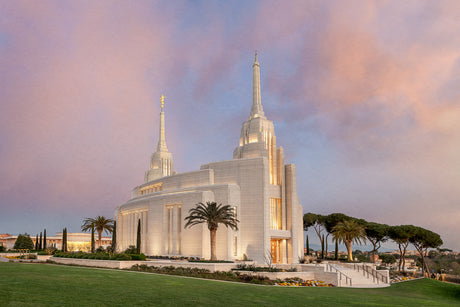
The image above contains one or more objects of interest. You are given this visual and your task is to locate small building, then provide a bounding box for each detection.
[0,234,10,248]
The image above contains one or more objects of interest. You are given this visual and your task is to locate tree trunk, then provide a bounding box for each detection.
[370,240,377,263]
[210,229,217,261]
[346,241,353,262]
[402,242,408,272]
[423,248,430,275]
[98,231,102,248]
[314,225,323,255]
[335,240,338,260]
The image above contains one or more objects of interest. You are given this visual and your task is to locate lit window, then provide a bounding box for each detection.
[139,183,162,196]
[270,198,282,230]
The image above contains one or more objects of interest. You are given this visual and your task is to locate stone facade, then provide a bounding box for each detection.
[116,54,304,264]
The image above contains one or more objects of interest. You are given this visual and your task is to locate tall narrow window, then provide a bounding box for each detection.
[270,198,282,230]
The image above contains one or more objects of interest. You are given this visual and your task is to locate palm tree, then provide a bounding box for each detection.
[332,219,366,262]
[184,202,239,261]
[81,216,114,248]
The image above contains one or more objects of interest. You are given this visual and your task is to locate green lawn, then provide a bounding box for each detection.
[1,262,459,306]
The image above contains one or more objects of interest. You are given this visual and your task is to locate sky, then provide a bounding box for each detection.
[1,0,459,251]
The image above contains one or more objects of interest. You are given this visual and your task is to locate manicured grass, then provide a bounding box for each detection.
[1,262,459,306]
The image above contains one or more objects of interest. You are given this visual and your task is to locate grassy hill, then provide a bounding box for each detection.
[1,262,459,306]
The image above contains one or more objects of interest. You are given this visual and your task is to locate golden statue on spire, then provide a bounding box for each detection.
[160,94,165,108]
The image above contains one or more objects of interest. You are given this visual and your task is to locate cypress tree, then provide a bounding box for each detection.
[335,240,339,260]
[111,221,117,253]
[321,234,325,259]
[39,232,43,250]
[306,235,310,255]
[136,219,141,254]
[43,229,47,250]
[35,234,39,250]
[64,228,68,252]
[61,228,66,252]
[91,226,95,253]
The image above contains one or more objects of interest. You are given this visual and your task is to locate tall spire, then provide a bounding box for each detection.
[157,94,168,152]
[145,94,174,182]
[250,51,265,119]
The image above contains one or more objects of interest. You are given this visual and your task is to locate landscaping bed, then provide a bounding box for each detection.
[276,278,335,287]
[53,251,146,261]
[129,264,274,285]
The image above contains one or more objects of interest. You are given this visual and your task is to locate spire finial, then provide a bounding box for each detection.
[250,52,265,119]
[157,94,167,152]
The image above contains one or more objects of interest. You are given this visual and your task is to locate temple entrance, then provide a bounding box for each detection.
[270,239,282,264]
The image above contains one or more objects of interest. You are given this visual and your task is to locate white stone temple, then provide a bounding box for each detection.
[115,54,304,264]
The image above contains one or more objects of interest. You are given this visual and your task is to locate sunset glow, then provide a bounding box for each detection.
[0,1,459,250]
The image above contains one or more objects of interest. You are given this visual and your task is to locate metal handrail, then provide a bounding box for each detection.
[327,263,353,286]
[353,263,389,284]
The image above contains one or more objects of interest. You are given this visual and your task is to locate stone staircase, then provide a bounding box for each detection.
[326,262,390,288]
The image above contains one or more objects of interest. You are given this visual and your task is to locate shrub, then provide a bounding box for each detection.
[129,253,146,261]
[111,253,132,261]
[124,246,137,254]
[233,264,286,272]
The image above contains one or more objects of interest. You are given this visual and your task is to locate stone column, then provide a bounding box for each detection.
[142,211,147,254]
[118,213,123,252]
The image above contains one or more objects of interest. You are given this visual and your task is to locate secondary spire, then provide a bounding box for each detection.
[145,94,174,182]
[249,51,265,119]
[157,94,168,152]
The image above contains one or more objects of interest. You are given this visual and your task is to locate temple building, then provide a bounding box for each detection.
[115,54,304,264]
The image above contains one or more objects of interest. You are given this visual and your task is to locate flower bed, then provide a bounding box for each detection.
[130,264,274,285]
[4,254,37,260]
[276,278,335,287]
[390,276,417,283]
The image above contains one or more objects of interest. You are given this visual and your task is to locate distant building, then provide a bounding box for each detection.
[1,233,111,251]
[0,234,10,248]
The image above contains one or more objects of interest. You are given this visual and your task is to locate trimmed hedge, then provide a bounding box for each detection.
[53,251,146,261]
